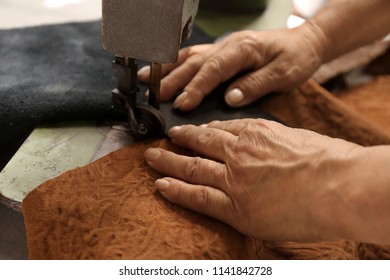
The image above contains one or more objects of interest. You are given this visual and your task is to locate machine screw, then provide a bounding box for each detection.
[138,123,148,135]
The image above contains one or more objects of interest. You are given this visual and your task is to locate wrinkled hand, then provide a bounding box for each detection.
[138,26,325,111]
[144,119,362,242]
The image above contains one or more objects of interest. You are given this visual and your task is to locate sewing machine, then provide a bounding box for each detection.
[101,0,199,139]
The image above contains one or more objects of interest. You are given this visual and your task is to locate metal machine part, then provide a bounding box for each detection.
[111,56,166,139]
[102,0,199,139]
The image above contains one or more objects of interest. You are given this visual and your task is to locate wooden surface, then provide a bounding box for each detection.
[0,0,293,210]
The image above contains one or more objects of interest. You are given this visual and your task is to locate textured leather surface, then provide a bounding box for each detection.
[22,77,390,259]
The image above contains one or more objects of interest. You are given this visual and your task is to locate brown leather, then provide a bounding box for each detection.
[261,77,390,146]
[22,76,390,259]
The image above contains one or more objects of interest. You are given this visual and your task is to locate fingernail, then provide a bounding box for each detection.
[173,92,188,109]
[137,65,150,76]
[168,126,182,137]
[155,179,170,191]
[145,148,161,162]
[199,124,208,128]
[225,88,244,106]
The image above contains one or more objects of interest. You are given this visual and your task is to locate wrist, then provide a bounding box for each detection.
[294,21,329,64]
[340,146,390,244]
[320,145,390,244]
[306,143,365,242]
[297,0,390,64]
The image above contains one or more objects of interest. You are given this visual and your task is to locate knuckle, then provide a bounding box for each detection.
[244,119,275,139]
[204,56,224,76]
[236,42,254,58]
[185,51,208,69]
[193,187,210,209]
[203,55,227,83]
[179,46,197,59]
[186,57,202,70]
[227,120,271,161]
[230,31,261,61]
[236,34,258,50]
[229,30,256,41]
[196,51,209,65]
[186,55,225,97]
[188,45,204,56]
[226,138,249,165]
[208,120,221,127]
[246,118,268,130]
[242,74,263,94]
[184,44,211,56]
[268,62,300,91]
[184,156,203,179]
[196,129,218,147]
[213,166,225,182]
[242,30,258,39]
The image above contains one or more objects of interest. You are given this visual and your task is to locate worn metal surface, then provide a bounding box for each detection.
[102,0,199,64]
[0,122,109,211]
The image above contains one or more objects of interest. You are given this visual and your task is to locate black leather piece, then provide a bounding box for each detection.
[159,84,277,131]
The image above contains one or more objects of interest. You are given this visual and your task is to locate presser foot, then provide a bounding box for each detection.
[112,56,166,140]
[112,88,166,140]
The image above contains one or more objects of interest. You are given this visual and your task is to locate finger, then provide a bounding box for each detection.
[139,54,206,102]
[159,43,225,103]
[224,58,299,107]
[158,52,209,102]
[175,43,257,111]
[137,44,213,83]
[168,125,236,162]
[206,119,255,135]
[155,177,233,225]
[140,60,203,102]
[145,148,226,189]
[172,44,213,71]
[137,63,180,83]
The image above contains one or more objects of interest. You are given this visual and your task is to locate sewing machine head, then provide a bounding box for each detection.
[101,0,199,139]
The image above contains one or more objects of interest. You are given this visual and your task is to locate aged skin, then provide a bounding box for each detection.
[145,120,390,244]
[142,0,390,244]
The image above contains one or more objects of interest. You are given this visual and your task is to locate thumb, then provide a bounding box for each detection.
[224,62,296,107]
